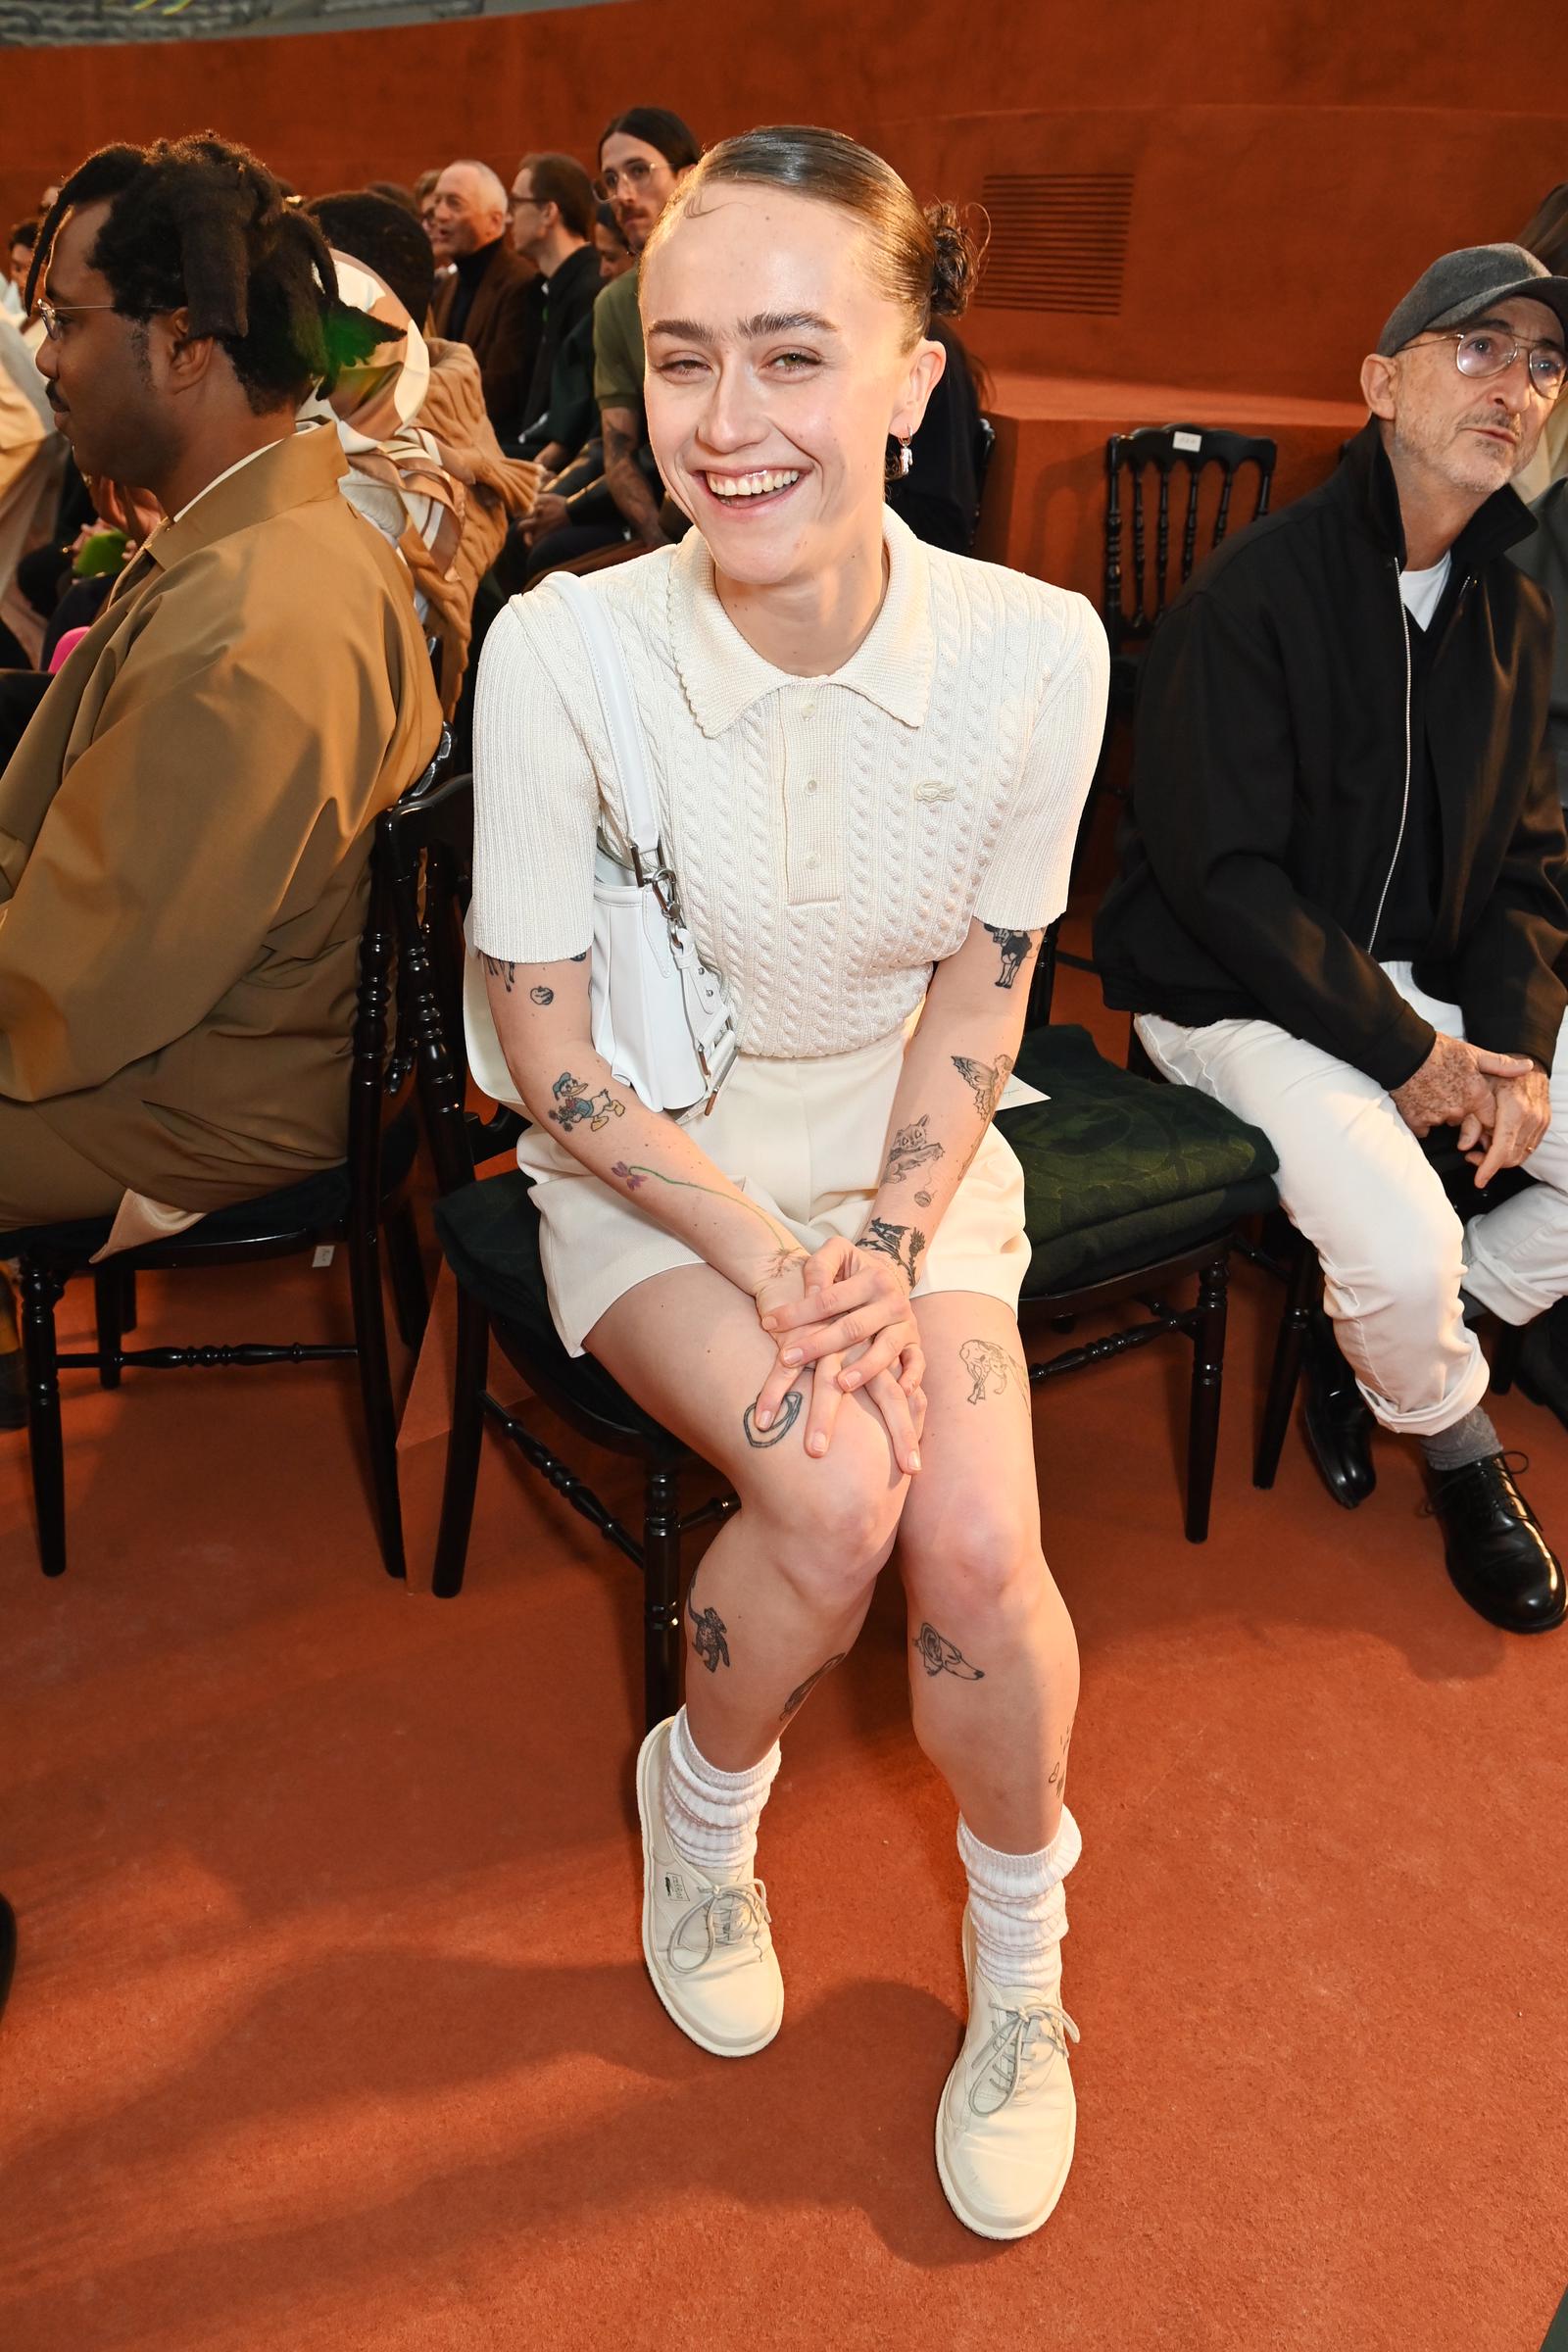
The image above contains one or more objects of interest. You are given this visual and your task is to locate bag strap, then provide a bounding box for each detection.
[552,570,662,860]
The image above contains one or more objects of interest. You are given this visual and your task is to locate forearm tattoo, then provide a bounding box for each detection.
[913,1621,985,1681]
[743,1389,803,1448]
[686,1570,731,1673]
[480,953,515,993]
[959,1337,1028,1404]
[982,923,1039,991]
[607,1159,798,1257]
[548,1071,625,1133]
[529,985,554,1005]
[881,1114,944,1206]
[762,1245,809,1283]
[952,1052,1014,1120]
[859,1217,924,1289]
[781,1652,846,1722]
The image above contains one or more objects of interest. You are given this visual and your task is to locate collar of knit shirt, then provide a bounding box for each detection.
[666,504,935,738]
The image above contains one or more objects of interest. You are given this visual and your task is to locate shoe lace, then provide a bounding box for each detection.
[969,1996,1081,2118]
[666,1879,772,1976]
[1418,1449,1531,1524]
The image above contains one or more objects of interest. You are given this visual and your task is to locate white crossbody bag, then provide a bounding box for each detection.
[465,571,738,1122]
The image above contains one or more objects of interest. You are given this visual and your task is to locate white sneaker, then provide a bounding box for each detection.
[635,1717,784,2058]
[935,1904,1080,2239]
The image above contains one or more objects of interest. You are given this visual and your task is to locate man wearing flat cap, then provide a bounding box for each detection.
[1096,245,1568,1634]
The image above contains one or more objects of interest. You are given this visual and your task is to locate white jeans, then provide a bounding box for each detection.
[1139,965,1568,1437]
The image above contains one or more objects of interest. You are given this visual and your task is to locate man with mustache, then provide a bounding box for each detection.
[1096,247,1568,1633]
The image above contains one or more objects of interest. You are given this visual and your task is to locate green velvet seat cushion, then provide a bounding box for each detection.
[434,1174,671,1444]
[1002,1025,1278,1295]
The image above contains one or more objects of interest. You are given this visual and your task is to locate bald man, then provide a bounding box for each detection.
[427,158,539,432]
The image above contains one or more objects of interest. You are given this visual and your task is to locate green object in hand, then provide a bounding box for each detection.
[73,528,127,580]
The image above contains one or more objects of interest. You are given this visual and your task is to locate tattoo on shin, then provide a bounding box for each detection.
[781,1652,846,1721]
[480,953,515,993]
[982,923,1038,991]
[912,1622,986,1681]
[952,1052,1014,1121]
[960,1337,1028,1404]
[1047,1720,1074,1795]
[686,1573,731,1673]
[743,1388,804,1448]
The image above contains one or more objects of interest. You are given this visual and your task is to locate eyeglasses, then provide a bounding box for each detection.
[34,294,121,341]
[506,192,540,218]
[1409,326,1567,401]
[594,157,661,201]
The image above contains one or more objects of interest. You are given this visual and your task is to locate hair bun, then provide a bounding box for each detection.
[926,200,982,320]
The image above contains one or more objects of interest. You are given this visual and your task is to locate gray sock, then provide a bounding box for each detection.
[1420,1405,1501,1472]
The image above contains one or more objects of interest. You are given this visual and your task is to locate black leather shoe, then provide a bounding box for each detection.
[1301,1313,1376,1508]
[1423,1452,1566,1634]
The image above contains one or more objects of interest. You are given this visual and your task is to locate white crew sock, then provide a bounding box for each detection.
[957,1808,1082,1994]
[662,1706,782,1884]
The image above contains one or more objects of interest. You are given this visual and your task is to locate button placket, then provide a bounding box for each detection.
[782,685,838,906]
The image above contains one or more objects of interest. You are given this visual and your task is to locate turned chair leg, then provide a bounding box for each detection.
[347,1216,407,1580]
[92,1264,124,1391]
[642,1459,684,1733]
[1255,1236,1320,1490]
[18,1257,67,1578]
[432,1285,489,1599]
[385,1198,430,1350]
[1185,1250,1229,1543]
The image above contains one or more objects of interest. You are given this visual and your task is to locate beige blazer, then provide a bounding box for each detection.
[0,423,442,1210]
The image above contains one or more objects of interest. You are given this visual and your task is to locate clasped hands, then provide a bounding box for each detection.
[1391,1030,1550,1184]
[750,1237,926,1476]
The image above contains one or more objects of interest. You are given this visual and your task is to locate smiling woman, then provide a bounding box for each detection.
[469,122,1108,2243]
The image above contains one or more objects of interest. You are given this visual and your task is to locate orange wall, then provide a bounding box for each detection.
[3,0,1563,406]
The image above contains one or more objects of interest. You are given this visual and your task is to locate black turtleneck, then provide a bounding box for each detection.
[445,236,502,344]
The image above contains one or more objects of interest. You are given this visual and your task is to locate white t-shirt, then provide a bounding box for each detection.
[1398,552,1451,631]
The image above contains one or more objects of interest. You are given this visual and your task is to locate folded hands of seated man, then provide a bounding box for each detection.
[752,1237,927,1474]
[1391,1030,1549,1183]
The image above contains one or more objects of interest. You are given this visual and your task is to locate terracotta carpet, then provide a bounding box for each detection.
[3,957,1567,2352]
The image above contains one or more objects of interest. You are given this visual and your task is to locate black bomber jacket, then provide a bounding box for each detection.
[1093,419,1568,1088]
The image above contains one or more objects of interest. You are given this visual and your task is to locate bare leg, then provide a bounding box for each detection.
[895,1295,1078,1852]
[588,1263,910,1772]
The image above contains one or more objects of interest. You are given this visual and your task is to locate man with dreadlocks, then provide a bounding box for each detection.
[0,132,441,1275]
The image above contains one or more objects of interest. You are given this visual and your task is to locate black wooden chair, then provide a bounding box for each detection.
[389,805,1280,1728]
[1102,421,1277,714]
[2,743,452,1584]
[1057,420,1278,961]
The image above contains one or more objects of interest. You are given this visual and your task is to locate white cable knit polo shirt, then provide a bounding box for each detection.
[471,507,1108,1059]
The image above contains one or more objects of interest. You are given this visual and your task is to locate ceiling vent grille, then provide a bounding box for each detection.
[975,172,1134,315]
